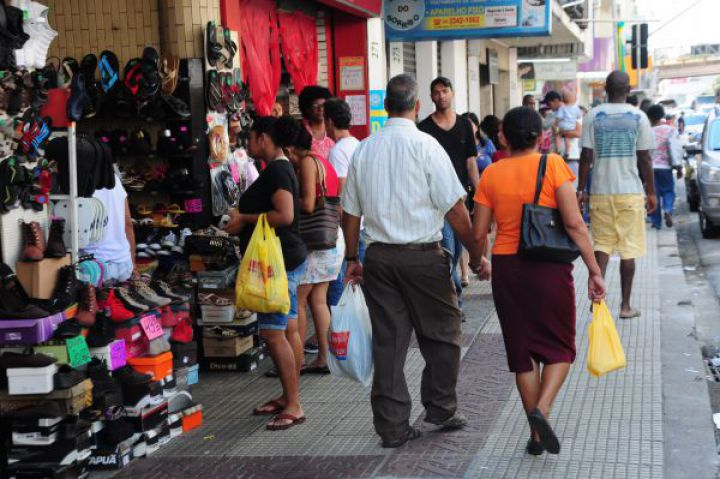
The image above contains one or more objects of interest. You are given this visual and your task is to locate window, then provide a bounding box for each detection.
[708,120,720,151]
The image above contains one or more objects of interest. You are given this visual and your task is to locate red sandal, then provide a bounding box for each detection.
[266,413,306,431]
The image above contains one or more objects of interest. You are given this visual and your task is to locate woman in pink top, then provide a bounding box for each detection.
[279,116,343,375]
[300,86,335,160]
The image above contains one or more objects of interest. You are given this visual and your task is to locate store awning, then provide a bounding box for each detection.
[317,0,381,17]
[501,0,586,51]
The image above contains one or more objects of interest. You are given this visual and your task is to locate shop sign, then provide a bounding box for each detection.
[369,90,388,132]
[346,95,368,126]
[339,57,366,91]
[384,0,551,42]
[522,79,536,92]
[519,60,578,81]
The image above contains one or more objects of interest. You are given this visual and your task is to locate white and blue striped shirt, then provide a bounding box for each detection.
[342,118,466,245]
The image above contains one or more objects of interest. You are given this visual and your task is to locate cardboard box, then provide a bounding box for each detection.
[202,335,253,358]
[15,256,71,299]
[125,400,168,432]
[88,445,133,470]
[200,347,263,372]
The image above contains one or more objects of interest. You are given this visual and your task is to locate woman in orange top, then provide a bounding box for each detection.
[472,107,606,456]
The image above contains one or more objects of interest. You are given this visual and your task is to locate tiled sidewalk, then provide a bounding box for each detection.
[111,231,667,479]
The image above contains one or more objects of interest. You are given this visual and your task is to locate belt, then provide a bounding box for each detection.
[371,242,441,251]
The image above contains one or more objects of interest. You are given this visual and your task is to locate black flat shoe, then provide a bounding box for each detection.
[381,427,422,448]
[526,439,543,456]
[528,409,560,454]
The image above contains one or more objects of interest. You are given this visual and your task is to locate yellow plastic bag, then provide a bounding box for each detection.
[587,300,627,377]
[235,214,290,314]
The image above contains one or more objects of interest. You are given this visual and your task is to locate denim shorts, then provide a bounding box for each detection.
[257,261,307,331]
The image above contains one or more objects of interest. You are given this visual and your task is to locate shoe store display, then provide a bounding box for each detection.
[115,287,150,313]
[150,280,190,302]
[105,288,137,322]
[0,262,50,318]
[132,280,171,307]
[46,264,80,312]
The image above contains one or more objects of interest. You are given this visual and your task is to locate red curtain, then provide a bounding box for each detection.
[238,0,281,116]
[278,11,318,96]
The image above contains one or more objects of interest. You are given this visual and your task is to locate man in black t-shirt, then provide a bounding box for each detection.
[418,77,479,308]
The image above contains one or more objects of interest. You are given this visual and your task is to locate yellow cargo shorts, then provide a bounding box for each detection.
[589,194,646,260]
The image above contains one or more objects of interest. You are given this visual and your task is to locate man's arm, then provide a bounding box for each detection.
[466,156,480,187]
[124,199,136,273]
[577,147,593,210]
[446,200,485,268]
[342,213,362,283]
[637,150,658,213]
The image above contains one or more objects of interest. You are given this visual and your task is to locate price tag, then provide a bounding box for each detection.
[66,336,91,368]
[184,198,203,213]
[109,340,127,369]
[140,315,164,340]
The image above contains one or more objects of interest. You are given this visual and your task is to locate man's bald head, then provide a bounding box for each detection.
[605,71,631,101]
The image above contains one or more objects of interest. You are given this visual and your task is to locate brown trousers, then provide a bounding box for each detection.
[363,243,462,441]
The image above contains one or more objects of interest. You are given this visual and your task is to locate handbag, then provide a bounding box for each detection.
[299,156,340,250]
[519,154,581,263]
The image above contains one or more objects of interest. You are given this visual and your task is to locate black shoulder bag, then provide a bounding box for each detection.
[298,156,340,250]
[519,154,581,263]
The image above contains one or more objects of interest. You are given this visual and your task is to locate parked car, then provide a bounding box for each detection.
[692,95,716,114]
[685,106,720,238]
[683,112,708,143]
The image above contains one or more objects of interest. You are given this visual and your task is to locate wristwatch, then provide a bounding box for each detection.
[345,255,360,263]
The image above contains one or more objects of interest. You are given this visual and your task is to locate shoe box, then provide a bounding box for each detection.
[199,304,235,323]
[196,266,237,290]
[112,318,150,359]
[181,404,203,433]
[198,314,257,335]
[0,313,64,345]
[200,347,263,372]
[7,363,58,395]
[15,256,71,300]
[0,379,93,416]
[34,342,70,365]
[127,351,173,381]
[124,399,168,432]
[89,339,127,371]
[5,461,91,478]
[10,416,64,446]
[175,364,199,390]
[159,302,191,328]
[202,333,253,358]
[171,341,197,369]
[87,444,133,470]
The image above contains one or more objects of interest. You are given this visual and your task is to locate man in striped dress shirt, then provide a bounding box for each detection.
[341,73,490,448]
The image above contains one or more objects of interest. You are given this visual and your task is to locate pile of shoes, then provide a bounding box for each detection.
[65,47,190,122]
[20,219,66,261]
[136,227,192,259]
[0,156,55,213]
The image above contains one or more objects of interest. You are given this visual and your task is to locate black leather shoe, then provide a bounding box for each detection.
[526,439,543,456]
[381,427,422,448]
[528,409,560,454]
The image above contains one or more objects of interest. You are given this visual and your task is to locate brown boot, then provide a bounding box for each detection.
[76,284,98,327]
[22,221,45,261]
[45,218,67,258]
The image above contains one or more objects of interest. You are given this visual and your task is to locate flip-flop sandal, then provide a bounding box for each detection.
[223,28,237,69]
[206,70,223,113]
[140,46,161,99]
[59,57,78,88]
[43,56,60,89]
[80,54,99,117]
[99,50,119,93]
[160,52,179,96]
[161,94,191,119]
[266,413,306,431]
[620,309,641,319]
[252,399,285,416]
[123,58,142,96]
[206,21,224,66]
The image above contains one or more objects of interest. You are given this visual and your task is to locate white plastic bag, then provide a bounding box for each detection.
[327,284,373,387]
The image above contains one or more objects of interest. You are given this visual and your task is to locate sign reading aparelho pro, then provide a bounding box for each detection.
[384,0,551,41]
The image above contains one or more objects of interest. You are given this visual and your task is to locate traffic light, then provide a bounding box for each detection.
[630,23,648,69]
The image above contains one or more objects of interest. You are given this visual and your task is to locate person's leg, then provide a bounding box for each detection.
[363,246,415,441]
[536,362,572,418]
[307,282,331,367]
[261,329,302,427]
[650,170,663,229]
[620,259,637,317]
[663,171,676,226]
[516,360,542,440]
[400,248,462,424]
[595,251,610,278]
[297,284,313,355]
[460,248,470,287]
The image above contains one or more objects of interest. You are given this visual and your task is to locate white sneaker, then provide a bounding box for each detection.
[172,228,191,254]
[161,231,176,248]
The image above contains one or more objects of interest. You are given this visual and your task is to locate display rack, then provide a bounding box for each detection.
[48,122,80,263]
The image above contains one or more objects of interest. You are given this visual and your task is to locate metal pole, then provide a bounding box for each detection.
[68,122,79,263]
[636,24,642,89]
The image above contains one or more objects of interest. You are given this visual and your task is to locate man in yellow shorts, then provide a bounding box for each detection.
[578,71,657,319]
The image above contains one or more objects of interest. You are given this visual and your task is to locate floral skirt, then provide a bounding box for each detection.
[299,228,345,285]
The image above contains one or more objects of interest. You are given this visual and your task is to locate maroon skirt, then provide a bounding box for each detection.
[491,254,576,373]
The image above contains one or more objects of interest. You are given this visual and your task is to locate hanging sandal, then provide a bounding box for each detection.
[206,21,224,67]
[99,50,119,93]
[223,28,237,69]
[206,70,223,113]
[160,52,179,96]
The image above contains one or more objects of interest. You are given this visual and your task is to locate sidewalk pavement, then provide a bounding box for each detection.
[109,228,718,479]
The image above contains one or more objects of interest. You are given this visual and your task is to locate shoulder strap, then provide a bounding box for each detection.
[533,154,548,205]
[311,155,327,197]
